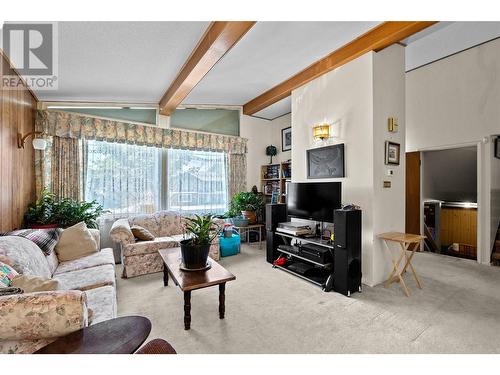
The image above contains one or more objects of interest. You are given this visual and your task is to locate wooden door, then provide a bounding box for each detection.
[406,152,421,236]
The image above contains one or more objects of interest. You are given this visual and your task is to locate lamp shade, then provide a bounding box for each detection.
[313,124,330,141]
[32,138,47,150]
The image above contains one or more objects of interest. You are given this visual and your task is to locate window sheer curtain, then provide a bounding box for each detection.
[167,149,229,215]
[84,140,161,215]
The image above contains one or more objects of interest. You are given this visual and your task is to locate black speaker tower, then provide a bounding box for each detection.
[265,203,288,263]
[333,209,362,296]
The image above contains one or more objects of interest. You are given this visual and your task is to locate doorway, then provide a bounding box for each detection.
[406,146,479,260]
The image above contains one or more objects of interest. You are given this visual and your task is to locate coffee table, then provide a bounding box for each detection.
[158,247,236,330]
[35,316,151,354]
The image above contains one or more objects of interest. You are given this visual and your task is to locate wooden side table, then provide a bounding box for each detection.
[158,247,236,330]
[378,232,425,297]
[35,316,151,354]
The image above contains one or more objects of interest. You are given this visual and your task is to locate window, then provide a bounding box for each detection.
[170,108,240,136]
[83,140,228,215]
[167,149,229,215]
[84,140,161,215]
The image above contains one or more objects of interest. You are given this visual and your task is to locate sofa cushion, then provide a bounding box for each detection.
[153,211,183,237]
[122,236,179,257]
[45,251,59,276]
[55,222,98,262]
[0,261,18,287]
[1,228,62,256]
[131,225,155,241]
[11,275,59,292]
[0,236,51,278]
[54,248,115,275]
[53,264,115,291]
[129,214,161,237]
[84,285,117,324]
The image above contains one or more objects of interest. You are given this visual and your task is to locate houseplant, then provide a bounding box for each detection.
[266,145,277,164]
[23,190,58,229]
[24,190,107,229]
[229,192,264,224]
[180,214,221,269]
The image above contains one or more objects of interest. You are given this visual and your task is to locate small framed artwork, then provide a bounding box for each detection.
[282,127,292,152]
[307,144,345,179]
[271,191,279,204]
[385,141,401,165]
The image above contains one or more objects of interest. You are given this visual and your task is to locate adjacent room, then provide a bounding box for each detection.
[2,18,500,358]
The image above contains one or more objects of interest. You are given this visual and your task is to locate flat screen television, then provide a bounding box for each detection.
[287,182,342,222]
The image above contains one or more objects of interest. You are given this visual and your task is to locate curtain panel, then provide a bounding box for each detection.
[50,136,82,200]
[228,154,247,198]
[36,110,248,154]
[35,110,248,201]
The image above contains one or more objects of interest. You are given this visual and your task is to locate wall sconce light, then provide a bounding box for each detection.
[17,131,47,150]
[312,123,331,141]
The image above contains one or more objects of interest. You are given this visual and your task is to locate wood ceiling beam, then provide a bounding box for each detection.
[159,21,256,116]
[242,21,437,115]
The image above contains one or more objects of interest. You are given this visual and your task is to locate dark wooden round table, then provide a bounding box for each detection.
[35,316,151,354]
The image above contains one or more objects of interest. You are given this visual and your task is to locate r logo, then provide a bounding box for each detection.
[3,23,54,75]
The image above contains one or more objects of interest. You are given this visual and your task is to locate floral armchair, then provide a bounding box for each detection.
[110,211,221,278]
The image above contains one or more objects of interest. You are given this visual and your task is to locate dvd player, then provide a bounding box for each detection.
[276,221,315,236]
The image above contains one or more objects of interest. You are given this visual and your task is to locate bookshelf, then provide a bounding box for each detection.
[260,161,291,203]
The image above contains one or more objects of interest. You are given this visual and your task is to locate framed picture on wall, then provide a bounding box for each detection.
[307,144,345,179]
[282,127,292,152]
[385,141,401,165]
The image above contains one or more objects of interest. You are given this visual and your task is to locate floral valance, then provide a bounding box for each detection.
[35,110,247,154]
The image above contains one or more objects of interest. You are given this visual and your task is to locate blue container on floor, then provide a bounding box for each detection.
[219,232,241,257]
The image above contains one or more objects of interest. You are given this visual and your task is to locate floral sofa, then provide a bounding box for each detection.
[0,230,117,354]
[110,211,221,278]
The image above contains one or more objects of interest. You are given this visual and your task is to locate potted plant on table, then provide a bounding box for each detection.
[229,192,264,225]
[180,214,222,270]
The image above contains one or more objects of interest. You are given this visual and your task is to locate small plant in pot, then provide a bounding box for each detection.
[181,214,221,270]
[230,192,264,225]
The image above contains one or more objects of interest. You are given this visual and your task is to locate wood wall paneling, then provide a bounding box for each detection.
[440,207,477,247]
[0,53,37,231]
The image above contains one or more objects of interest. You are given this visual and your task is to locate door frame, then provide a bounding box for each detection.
[417,141,483,264]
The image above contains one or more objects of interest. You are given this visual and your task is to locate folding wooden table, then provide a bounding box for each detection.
[378,232,425,297]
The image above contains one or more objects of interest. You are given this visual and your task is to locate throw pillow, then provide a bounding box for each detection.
[55,222,98,262]
[0,260,19,287]
[131,225,155,241]
[11,275,59,292]
[0,228,63,256]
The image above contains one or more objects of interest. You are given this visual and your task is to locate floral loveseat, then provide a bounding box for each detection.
[110,211,221,278]
[0,230,117,354]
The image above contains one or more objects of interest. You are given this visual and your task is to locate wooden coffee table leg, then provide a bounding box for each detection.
[219,283,226,319]
[184,291,191,330]
[163,263,169,286]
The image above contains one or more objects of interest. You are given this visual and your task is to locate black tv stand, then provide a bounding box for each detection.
[273,232,336,292]
[269,209,363,297]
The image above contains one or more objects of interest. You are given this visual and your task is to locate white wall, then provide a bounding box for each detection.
[406,38,500,151]
[270,113,292,163]
[372,45,407,285]
[406,38,500,264]
[240,114,271,191]
[291,45,406,286]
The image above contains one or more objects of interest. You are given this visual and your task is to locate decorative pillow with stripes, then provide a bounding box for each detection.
[0,228,63,256]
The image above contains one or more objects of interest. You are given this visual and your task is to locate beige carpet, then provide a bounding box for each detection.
[117,244,500,353]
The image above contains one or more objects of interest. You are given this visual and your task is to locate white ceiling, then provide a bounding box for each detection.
[405,22,500,71]
[183,22,381,110]
[20,21,500,120]
[35,22,210,103]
